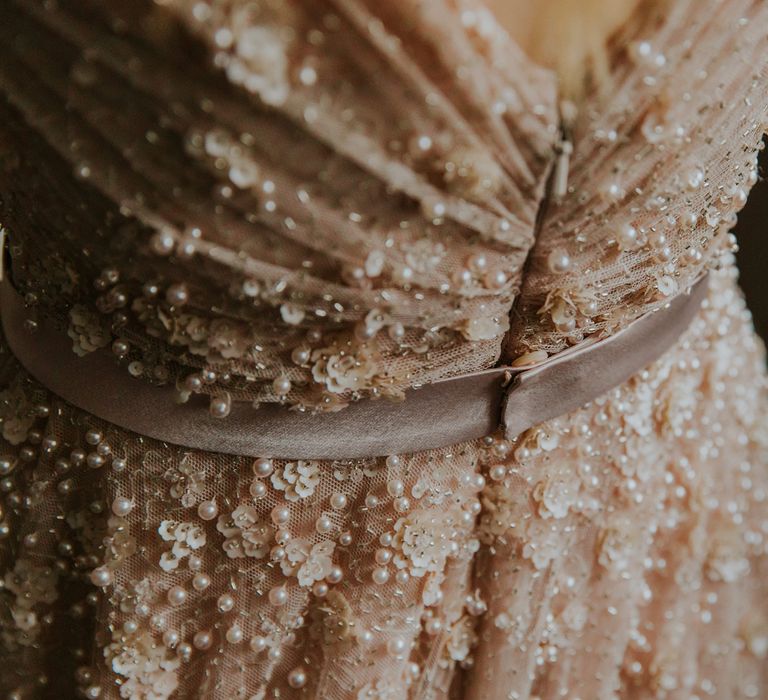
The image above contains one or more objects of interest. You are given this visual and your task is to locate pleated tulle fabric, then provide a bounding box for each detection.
[0,1,766,698]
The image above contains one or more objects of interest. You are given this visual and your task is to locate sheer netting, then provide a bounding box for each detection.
[0,1,767,699]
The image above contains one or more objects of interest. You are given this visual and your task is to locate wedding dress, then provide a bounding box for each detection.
[0,1,766,698]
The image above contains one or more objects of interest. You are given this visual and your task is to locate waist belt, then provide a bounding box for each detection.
[0,276,708,459]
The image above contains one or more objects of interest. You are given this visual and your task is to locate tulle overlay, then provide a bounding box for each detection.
[0,0,766,698]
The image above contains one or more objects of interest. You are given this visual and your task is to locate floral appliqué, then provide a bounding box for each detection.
[105,628,180,700]
[280,539,335,586]
[271,461,320,501]
[216,505,271,559]
[158,520,206,571]
[68,304,111,356]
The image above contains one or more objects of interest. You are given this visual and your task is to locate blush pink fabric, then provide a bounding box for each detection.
[0,2,766,699]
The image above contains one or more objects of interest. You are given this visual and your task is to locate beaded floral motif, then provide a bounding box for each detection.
[158,521,207,571]
[105,629,180,700]
[1,559,58,648]
[216,506,271,559]
[280,539,336,587]
[0,380,35,445]
[270,461,320,501]
[310,345,382,395]
[392,509,461,578]
[67,304,111,356]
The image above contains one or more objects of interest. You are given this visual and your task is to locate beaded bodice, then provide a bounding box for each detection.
[1,0,765,417]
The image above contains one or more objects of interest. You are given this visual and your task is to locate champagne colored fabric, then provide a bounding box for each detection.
[0,1,766,699]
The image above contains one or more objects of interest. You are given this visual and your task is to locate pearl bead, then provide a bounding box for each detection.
[452,268,472,287]
[85,430,102,445]
[330,493,347,510]
[192,574,211,591]
[250,636,268,653]
[275,529,291,545]
[253,457,274,477]
[547,249,571,273]
[467,253,487,272]
[193,631,212,650]
[312,582,329,597]
[288,668,307,689]
[685,167,704,190]
[271,505,290,525]
[272,376,292,396]
[393,497,410,513]
[268,586,288,606]
[184,374,203,392]
[372,567,390,585]
[112,458,127,472]
[375,548,392,565]
[250,480,267,498]
[111,497,133,517]
[217,594,235,612]
[387,637,408,658]
[165,283,189,306]
[489,465,507,481]
[315,516,333,534]
[385,455,401,468]
[167,586,187,606]
[425,618,443,635]
[89,567,112,587]
[291,346,310,365]
[150,229,176,255]
[226,626,243,644]
[379,533,393,547]
[160,630,178,648]
[388,323,405,340]
[484,269,508,289]
[365,495,379,509]
[617,223,638,249]
[338,532,353,546]
[197,500,218,520]
[326,566,343,584]
[86,453,105,469]
[177,642,192,660]
[387,479,404,497]
[209,394,231,419]
[600,181,624,201]
[395,570,410,585]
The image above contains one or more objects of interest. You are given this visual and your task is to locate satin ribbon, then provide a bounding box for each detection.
[0,276,708,459]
